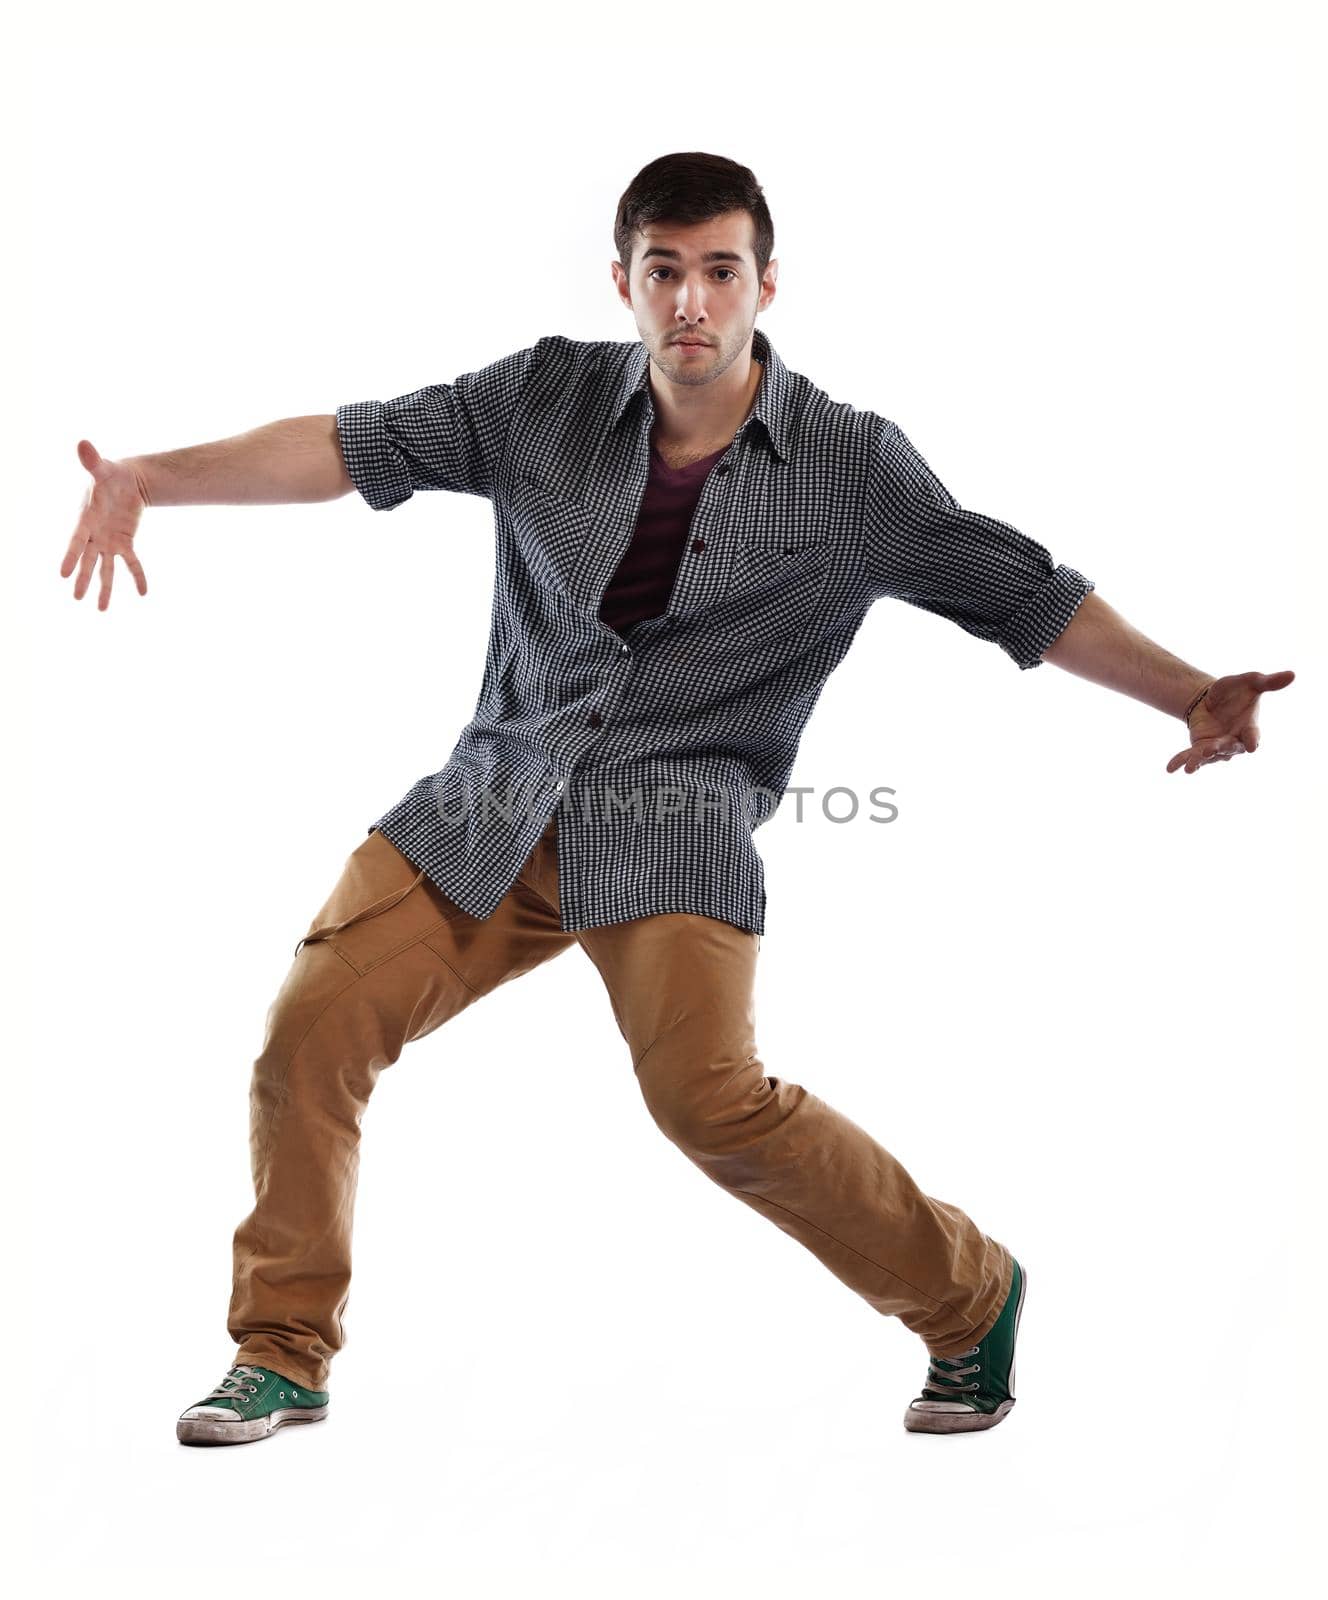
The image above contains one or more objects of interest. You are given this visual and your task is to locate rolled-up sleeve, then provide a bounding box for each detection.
[335,340,544,510]
[865,418,1095,669]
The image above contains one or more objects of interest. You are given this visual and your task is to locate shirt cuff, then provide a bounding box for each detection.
[335,399,413,511]
[997,564,1095,670]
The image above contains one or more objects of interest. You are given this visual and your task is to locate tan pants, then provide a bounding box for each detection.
[229,817,1014,1391]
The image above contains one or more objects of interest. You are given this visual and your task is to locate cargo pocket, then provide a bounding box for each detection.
[294,831,462,976]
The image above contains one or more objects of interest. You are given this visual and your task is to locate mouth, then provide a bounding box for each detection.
[673,339,712,349]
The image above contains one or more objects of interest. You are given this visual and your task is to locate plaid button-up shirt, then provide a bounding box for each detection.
[335,326,1094,935]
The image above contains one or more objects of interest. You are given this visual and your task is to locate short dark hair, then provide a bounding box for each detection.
[614,152,774,282]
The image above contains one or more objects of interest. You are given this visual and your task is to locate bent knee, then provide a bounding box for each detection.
[635,1016,772,1151]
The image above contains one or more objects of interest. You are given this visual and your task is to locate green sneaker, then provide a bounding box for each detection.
[904,1257,1027,1434]
[177,1363,330,1445]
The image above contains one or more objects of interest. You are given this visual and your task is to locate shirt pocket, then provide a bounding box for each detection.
[508,474,592,596]
[713,533,832,651]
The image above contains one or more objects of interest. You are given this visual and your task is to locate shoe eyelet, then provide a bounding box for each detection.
[280,1391,286,1398]
[257,1374,265,1382]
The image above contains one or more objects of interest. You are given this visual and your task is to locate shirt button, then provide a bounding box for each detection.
[691,538,705,554]
[554,779,564,791]
[715,461,732,475]
[620,642,629,654]
[588,711,602,728]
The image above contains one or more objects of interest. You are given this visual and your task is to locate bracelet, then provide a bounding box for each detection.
[1183,682,1214,725]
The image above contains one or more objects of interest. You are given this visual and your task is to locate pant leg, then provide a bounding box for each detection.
[574,912,1013,1358]
[228,819,572,1390]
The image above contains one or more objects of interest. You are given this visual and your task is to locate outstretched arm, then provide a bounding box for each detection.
[61,340,546,611]
[1040,590,1295,775]
[60,420,354,609]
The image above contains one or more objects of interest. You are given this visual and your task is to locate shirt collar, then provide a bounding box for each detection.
[610,325,793,463]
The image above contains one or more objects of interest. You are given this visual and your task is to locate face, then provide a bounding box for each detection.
[611,210,778,388]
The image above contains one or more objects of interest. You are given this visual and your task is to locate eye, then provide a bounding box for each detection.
[648,267,739,282]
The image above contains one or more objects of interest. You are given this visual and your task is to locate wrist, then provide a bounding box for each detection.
[1182,676,1218,725]
[121,455,154,507]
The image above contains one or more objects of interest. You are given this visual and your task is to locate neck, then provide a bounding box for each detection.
[649,339,765,450]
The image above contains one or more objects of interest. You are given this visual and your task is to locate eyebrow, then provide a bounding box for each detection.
[639,247,747,265]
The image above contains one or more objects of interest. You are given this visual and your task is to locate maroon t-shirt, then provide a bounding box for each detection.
[597,438,729,634]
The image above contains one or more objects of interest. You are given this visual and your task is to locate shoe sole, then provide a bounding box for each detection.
[903,1261,1028,1435]
[176,1405,329,1446]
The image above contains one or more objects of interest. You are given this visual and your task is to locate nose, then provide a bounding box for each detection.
[674,277,707,324]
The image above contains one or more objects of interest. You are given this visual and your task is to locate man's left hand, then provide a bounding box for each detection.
[1166,669,1295,775]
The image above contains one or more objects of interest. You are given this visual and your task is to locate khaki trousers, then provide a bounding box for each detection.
[229,817,1014,1391]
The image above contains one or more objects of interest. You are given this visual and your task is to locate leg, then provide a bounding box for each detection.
[574,913,1013,1357]
[228,818,572,1390]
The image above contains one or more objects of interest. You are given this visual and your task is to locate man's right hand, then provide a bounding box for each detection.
[60,440,149,610]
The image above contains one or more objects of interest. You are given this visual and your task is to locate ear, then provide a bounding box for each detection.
[759,257,778,312]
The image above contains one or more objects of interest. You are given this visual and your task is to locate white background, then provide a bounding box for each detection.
[6,1,1325,1595]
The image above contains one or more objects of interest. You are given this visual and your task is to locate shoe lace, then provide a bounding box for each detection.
[923,1346,982,1398]
[204,1364,268,1405]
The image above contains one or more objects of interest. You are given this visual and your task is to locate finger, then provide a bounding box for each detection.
[73,541,98,600]
[60,525,89,579]
[77,439,107,480]
[1208,734,1247,758]
[1239,723,1259,752]
[98,549,115,611]
[122,545,148,596]
[1256,670,1295,692]
[1170,736,1229,773]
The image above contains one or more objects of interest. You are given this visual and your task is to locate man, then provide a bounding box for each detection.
[61,152,1293,1446]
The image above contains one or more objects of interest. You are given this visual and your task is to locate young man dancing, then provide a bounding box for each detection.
[60,151,1293,1446]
